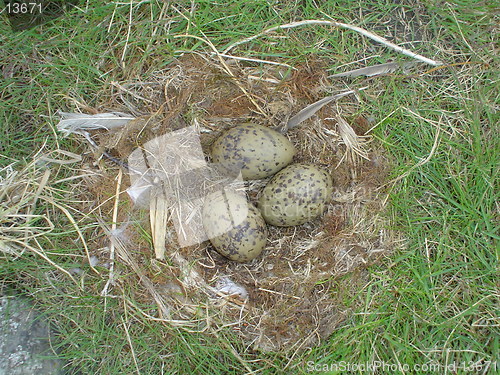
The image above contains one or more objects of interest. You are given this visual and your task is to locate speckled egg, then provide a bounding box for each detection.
[211,123,296,180]
[258,163,333,226]
[202,190,267,262]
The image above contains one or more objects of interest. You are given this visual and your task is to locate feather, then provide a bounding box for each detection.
[56,111,134,136]
[215,276,248,300]
[285,88,366,131]
[329,61,417,78]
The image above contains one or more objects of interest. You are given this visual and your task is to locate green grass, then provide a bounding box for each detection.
[1,0,498,374]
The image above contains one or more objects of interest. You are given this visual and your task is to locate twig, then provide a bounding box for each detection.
[101,169,123,296]
[224,20,442,66]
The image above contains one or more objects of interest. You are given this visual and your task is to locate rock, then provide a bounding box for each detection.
[0,295,65,375]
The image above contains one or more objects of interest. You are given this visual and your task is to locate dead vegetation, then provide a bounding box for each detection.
[53,53,401,355]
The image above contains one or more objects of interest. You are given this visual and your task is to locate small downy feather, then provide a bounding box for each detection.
[329,61,417,78]
[56,111,134,136]
[285,88,366,131]
[215,276,248,300]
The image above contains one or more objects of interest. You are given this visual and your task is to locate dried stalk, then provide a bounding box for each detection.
[224,19,442,66]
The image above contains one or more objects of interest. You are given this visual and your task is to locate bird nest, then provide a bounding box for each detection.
[73,55,398,353]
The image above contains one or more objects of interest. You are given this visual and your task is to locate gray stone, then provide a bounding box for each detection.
[0,295,64,375]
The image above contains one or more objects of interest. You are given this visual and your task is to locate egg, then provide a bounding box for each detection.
[210,123,296,180]
[258,163,333,226]
[202,190,267,262]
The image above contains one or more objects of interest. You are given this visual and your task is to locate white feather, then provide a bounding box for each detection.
[56,111,134,136]
[215,276,248,300]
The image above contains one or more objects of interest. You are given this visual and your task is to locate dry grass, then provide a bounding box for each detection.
[0,150,93,283]
[52,52,402,358]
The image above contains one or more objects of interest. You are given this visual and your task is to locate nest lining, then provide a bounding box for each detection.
[75,55,397,352]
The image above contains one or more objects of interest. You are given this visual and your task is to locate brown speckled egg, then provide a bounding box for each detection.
[211,123,296,180]
[258,163,333,226]
[202,190,267,262]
